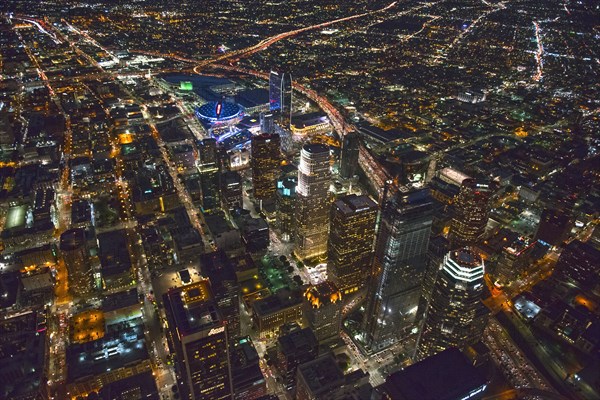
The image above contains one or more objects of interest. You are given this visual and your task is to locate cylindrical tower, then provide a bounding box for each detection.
[417,247,488,360]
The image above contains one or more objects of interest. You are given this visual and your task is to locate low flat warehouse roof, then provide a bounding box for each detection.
[5,205,27,230]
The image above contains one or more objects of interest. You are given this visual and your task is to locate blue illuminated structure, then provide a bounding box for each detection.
[195,101,243,124]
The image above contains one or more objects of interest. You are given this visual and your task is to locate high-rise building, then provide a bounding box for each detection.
[260,112,274,134]
[295,353,372,400]
[449,179,497,248]
[328,194,378,294]
[276,175,297,241]
[199,138,218,168]
[553,240,600,291]
[294,143,331,260]
[276,327,318,390]
[303,281,343,344]
[0,310,49,400]
[378,348,488,400]
[199,138,221,212]
[363,185,434,352]
[417,247,488,360]
[268,71,292,128]
[60,228,94,296]
[251,133,281,201]
[200,167,221,212]
[230,337,267,400]
[419,235,450,315]
[200,251,240,338]
[280,73,293,129]
[269,71,283,112]
[163,280,232,400]
[339,131,360,179]
[220,170,243,211]
[535,208,571,247]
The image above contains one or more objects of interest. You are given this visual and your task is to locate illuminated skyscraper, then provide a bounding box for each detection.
[197,138,221,212]
[328,194,378,294]
[418,235,450,317]
[417,248,488,360]
[276,175,297,241]
[198,138,218,168]
[269,71,282,111]
[280,73,293,129]
[269,71,292,128]
[259,112,274,134]
[251,133,281,201]
[339,131,360,179]
[294,143,331,260]
[303,280,343,344]
[163,280,232,400]
[199,168,220,212]
[449,179,497,248]
[200,251,240,338]
[363,185,433,352]
[220,170,243,211]
[60,228,93,296]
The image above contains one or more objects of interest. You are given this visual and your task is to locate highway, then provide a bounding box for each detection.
[484,317,554,391]
[192,1,398,69]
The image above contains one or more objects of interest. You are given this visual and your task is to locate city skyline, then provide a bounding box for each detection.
[0,1,598,400]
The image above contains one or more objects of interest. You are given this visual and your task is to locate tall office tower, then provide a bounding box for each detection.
[280,73,293,129]
[60,228,93,296]
[294,143,331,260]
[363,186,434,352]
[449,179,497,248]
[220,170,243,211]
[417,247,488,360]
[230,337,267,400]
[419,235,450,315]
[260,112,274,134]
[328,194,378,294]
[200,251,240,338]
[251,133,281,201]
[553,240,600,291]
[198,138,221,212]
[339,131,360,179]
[163,280,232,400]
[268,71,292,128]
[276,327,318,391]
[269,71,283,111]
[303,281,343,344]
[276,175,297,241]
[535,208,571,247]
[198,138,218,168]
[200,167,221,212]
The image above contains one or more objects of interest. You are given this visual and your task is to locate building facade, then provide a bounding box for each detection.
[276,175,297,241]
[60,228,94,296]
[417,247,488,360]
[251,133,281,201]
[220,170,243,211]
[294,143,331,260]
[339,131,360,179]
[363,186,434,352]
[269,71,292,128]
[449,179,497,248]
[198,138,221,212]
[328,194,378,294]
[163,281,232,400]
[303,281,343,344]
